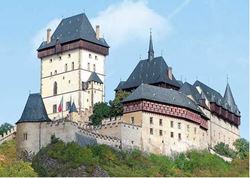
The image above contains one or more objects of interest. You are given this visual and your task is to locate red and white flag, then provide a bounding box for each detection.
[58,97,63,112]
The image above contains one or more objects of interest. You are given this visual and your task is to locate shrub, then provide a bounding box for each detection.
[214,142,235,158]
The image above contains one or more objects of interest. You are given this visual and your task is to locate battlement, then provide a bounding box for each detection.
[0,126,16,144]
[101,116,122,125]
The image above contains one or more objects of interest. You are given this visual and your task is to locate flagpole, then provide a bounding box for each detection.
[62,95,63,120]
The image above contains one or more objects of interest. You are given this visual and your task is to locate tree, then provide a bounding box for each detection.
[109,90,130,117]
[213,142,235,158]
[233,138,249,159]
[90,102,110,125]
[0,123,13,136]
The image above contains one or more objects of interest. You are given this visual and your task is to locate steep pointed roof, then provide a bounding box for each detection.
[87,72,103,84]
[16,93,51,124]
[117,56,180,91]
[69,102,78,113]
[148,31,154,61]
[223,83,236,107]
[38,13,109,51]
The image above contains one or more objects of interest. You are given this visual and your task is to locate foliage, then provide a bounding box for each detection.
[214,142,236,158]
[31,139,249,177]
[109,90,130,117]
[90,90,130,126]
[90,102,110,125]
[233,138,249,159]
[0,123,13,136]
[0,140,37,177]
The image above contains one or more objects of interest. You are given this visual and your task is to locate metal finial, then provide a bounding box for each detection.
[226,74,229,83]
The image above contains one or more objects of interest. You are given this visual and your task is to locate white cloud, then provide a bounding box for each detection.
[32,18,61,53]
[90,0,171,48]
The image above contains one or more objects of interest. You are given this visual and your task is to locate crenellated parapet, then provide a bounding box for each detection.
[0,127,16,144]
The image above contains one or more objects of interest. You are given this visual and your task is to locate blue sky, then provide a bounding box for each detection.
[0,0,248,139]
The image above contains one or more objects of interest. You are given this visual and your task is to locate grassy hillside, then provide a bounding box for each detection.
[32,139,249,177]
[0,140,37,177]
[0,139,248,177]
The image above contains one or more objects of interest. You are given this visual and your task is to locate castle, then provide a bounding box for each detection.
[15,13,240,159]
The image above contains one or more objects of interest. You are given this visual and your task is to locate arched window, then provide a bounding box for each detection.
[53,82,57,95]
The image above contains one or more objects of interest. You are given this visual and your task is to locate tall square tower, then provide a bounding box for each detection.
[37,13,109,122]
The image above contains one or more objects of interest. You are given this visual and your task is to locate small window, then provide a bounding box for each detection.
[150,128,153,135]
[95,56,98,60]
[171,121,174,128]
[50,72,52,76]
[23,133,28,140]
[131,117,134,124]
[89,54,92,58]
[194,127,197,134]
[87,63,90,70]
[53,82,57,95]
[50,59,52,63]
[68,54,71,58]
[131,141,134,144]
[178,122,181,129]
[93,64,96,71]
[178,133,181,140]
[55,70,57,74]
[65,64,68,72]
[53,104,57,113]
[171,132,174,138]
[159,119,162,126]
[66,101,71,110]
[187,125,190,132]
[150,117,153,124]
[159,130,163,136]
[59,56,62,60]
[68,80,71,84]
[72,62,74,70]
[162,140,164,143]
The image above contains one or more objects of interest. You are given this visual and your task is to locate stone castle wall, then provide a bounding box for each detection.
[0,127,16,144]
[16,120,121,159]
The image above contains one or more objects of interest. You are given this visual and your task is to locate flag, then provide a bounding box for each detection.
[58,97,63,112]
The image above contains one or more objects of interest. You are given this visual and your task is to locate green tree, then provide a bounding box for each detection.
[214,142,235,158]
[90,102,110,125]
[109,90,130,117]
[233,138,249,159]
[0,123,13,136]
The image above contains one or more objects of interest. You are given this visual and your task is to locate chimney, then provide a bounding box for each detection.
[96,25,100,40]
[47,28,51,43]
[168,67,173,80]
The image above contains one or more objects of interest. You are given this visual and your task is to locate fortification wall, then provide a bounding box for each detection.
[16,120,121,160]
[0,127,16,144]
[96,116,122,138]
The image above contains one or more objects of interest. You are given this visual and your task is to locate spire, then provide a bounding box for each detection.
[223,83,236,107]
[148,29,154,61]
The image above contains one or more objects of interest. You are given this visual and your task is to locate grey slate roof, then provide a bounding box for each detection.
[179,82,201,104]
[115,81,126,91]
[87,72,103,84]
[193,80,223,103]
[69,102,78,113]
[193,80,240,116]
[16,93,51,124]
[117,56,181,91]
[37,13,109,51]
[123,84,202,114]
[223,83,240,115]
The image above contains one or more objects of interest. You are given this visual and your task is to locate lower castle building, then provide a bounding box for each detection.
[15,13,240,159]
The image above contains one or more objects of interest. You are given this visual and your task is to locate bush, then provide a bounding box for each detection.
[214,142,235,158]
[233,138,249,159]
